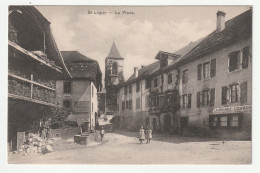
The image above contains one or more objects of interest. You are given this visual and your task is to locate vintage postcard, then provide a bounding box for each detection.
[6,5,252,165]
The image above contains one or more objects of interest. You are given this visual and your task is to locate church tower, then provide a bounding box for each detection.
[105,42,124,113]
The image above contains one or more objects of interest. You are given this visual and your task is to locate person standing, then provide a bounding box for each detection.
[139,126,145,144]
[147,129,152,143]
[100,126,105,141]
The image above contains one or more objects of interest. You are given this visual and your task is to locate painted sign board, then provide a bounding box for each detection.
[213,105,251,114]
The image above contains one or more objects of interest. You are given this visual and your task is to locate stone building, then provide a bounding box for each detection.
[8,6,71,151]
[105,42,125,114]
[116,9,252,138]
[56,51,102,132]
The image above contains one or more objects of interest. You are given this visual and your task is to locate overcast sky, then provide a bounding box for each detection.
[36,6,250,81]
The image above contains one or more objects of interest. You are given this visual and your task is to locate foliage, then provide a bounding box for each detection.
[38,106,71,129]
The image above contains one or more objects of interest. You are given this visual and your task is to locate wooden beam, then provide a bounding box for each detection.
[8,73,55,91]
[8,40,62,73]
[8,93,58,107]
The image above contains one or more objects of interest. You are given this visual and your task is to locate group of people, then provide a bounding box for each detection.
[139,126,152,144]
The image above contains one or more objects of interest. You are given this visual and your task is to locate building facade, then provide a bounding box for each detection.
[8,6,71,151]
[116,9,252,138]
[56,51,102,132]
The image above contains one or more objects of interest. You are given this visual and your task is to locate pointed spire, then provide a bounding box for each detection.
[107,41,123,59]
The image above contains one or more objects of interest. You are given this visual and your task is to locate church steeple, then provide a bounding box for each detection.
[107,41,123,59]
[104,41,125,114]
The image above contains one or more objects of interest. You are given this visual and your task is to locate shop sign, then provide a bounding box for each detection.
[213,105,251,114]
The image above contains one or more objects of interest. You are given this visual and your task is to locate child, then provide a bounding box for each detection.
[139,126,145,144]
[146,129,152,143]
[100,127,105,141]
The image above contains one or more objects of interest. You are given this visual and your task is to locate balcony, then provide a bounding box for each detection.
[8,70,58,107]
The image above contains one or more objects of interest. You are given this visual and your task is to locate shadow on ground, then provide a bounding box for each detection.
[112,130,250,144]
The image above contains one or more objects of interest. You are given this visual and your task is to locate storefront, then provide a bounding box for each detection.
[209,105,251,129]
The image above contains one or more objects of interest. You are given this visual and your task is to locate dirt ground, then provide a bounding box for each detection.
[8,131,251,164]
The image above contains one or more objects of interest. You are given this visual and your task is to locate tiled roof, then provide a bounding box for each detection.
[173,37,205,56]
[107,41,123,59]
[177,9,252,64]
[164,9,252,71]
[124,61,160,85]
[61,51,101,81]
[61,51,95,63]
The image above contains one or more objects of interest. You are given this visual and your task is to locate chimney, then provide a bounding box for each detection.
[216,11,226,32]
[134,67,138,78]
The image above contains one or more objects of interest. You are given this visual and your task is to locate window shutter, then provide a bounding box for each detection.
[197,92,201,107]
[222,86,227,105]
[242,46,249,69]
[210,88,215,106]
[240,82,247,103]
[188,94,192,108]
[210,59,216,77]
[197,64,202,80]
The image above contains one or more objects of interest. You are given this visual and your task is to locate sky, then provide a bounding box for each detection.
[36,6,250,81]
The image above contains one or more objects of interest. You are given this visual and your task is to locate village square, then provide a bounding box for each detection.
[7,6,252,164]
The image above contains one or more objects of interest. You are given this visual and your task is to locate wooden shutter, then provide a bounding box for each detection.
[222,86,227,105]
[210,59,216,77]
[240,82,247,103]
[210,88,215,106]
[242,46,249,69]
[197,92,201,107]
[188,94,192,108]
[197,64,202,81]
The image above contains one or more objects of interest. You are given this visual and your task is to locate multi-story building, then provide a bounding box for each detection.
[8,6,71,151]
[117,9,252,138]
[105,42,125,114]
[56,51,102,132]
[117,62,160,130]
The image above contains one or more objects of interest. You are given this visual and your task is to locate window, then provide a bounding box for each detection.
[240,82,247,103]
[182,69,188,84]
[167,94,173,105]
[197,88,214,107]
[159,96,165,107]
[136,81,140,92]
[92,103,93,112]
[145,96,149,108]
[154,78,158,88]
[136,98,140,109]
[230,115,239,127]
[203,62,210,78]
[129,85,132,94]
[63,81,71,94]
[210,88,215,106]
[210,59,216,77]
[242,46,249,69]
[182,94,191,108]
[145,79,151,89]
[124,86,127,95]
[122,101,125,110]
[210,114,241,128]
[222,86,228,105]
[231,84,239,103]
[220,116,228,127]
[126,101,129,109]
[202,90,209,106]
[229,51,240,72]
[168,73,173,84]
[63,100,70,108]
[129,100,132,109]
[197,59,216,81]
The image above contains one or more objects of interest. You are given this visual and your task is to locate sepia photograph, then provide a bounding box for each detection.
[6,5,252,165]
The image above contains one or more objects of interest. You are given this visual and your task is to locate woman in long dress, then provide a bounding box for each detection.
[139,126,145,144]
